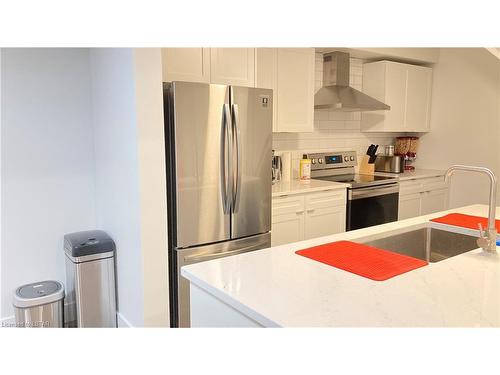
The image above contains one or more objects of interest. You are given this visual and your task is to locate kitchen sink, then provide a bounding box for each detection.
[360,227,479,263]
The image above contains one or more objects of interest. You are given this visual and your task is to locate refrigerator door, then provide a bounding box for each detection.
[230,86,273,239]
[172,82,232,248]
[176,232,271,327]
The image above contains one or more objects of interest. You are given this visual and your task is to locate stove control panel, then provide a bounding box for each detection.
[305,151,357,170]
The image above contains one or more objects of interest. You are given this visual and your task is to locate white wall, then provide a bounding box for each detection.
[89,48,169,327]
[132,49,169,327]
[415,48,500,208]
[90,49,144,327]
[1,48,96,319]
[1,48,170,326]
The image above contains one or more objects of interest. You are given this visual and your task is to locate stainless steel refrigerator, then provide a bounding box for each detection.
[163,81,272,327]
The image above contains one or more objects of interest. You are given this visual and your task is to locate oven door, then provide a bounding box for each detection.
[346,183,399,231]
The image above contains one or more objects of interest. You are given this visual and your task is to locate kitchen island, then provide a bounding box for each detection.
[181,204,500,327]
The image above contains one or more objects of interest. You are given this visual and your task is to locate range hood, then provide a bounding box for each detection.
[314,51,390,112]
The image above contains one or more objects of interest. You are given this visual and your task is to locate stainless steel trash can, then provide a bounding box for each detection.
[13,280,64,328]
[64,230,117,328]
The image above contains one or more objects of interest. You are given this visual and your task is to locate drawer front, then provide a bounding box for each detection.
[399,179,423,194]
[420,176,447,192]
[400,176,447,194]
[272,195,305,216]
[305,189,346,210]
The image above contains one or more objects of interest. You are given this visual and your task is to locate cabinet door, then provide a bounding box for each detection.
[210,48,255,87]
[384,62,408,131]
[275,48,315,132]
[362,61,433,133]
[303,190,346,240]
[421,189,448,215]
[405,66,432,132]
[271,212,305,246]
[256,48,278,131]
[271,195,305,246]
[161,48,210,83]
[398,192,421,220]
[304,205,346,240]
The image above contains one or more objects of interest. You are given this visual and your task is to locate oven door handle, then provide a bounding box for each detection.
[349,184,399,200]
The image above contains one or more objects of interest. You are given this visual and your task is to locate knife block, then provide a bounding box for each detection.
[359,155,375,174]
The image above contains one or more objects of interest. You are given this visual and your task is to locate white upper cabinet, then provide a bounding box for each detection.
[210,48,255,87]
[257,48,315,133]
[256,48,278,131]
[276,49,315,132]
[361,61,432,132]
[163,48,314,132]
[161,48,210,83]
[161,48,255,86]
[405,66,433,132]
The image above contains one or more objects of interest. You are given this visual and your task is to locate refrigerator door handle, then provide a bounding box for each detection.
[221,104,232,214]
[231,103,242,213]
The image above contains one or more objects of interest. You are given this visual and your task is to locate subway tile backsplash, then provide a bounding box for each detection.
[272,53,404,167]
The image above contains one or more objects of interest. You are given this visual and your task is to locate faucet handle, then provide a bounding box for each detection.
[477,223,497,252]
[478,223,486,238]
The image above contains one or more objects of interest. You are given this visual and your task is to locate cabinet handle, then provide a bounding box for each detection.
[295,210,304,214]
[306,209,315,213]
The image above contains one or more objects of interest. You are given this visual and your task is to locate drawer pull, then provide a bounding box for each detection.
[296,210,304,214]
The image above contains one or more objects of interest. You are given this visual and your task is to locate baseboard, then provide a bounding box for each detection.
[117,312,134,328]
[0,315,15,328]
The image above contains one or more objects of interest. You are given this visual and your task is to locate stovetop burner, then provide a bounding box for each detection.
[314,173,398,188]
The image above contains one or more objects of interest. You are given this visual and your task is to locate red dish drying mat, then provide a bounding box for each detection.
[296,240,428,281]
[430,213,500,232]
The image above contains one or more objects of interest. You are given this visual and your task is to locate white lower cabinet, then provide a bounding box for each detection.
[421,189,449,215]
[398,176,449,220]
[271,195,305,246]
[304,205,346,241]
[272,189,346,246]
[399,192,421,220]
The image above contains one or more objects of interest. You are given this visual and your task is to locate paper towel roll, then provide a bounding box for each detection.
[281,152,292,181]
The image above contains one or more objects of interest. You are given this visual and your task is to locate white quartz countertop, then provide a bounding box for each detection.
[182,204,500,327]
[373,168,446,181]
[272,179,349,197]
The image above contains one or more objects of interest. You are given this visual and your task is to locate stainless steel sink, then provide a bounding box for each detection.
[361,227,479,263]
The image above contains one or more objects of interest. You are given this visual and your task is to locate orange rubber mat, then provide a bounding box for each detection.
[296,240,428,281]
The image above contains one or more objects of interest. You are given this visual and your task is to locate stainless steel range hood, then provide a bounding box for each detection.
[314,51,390,112]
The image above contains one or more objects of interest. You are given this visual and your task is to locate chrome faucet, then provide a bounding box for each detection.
[445,165,498,253]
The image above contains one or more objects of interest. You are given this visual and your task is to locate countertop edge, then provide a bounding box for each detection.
[272,180,349,198]
[373,169,446,181]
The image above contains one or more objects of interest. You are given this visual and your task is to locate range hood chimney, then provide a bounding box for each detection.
[314,51,390,112]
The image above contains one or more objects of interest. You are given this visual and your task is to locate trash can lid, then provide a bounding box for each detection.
[64,230,115,258]
[13,280,64,308]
